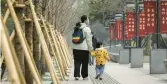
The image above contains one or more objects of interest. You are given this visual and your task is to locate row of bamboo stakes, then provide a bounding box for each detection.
[1,0,72,84]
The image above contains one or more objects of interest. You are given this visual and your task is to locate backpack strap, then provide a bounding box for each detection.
[81,27,86,39]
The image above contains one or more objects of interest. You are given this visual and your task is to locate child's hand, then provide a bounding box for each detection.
[108,58,111,61]
[105,57,110,61]
[90,51,95,56]
[108,55,111,61]
[89,50,93,53]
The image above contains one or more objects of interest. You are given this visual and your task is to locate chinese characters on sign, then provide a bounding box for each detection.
[144,1,156,34]
[160,1,167,34]
[109,25,115,40]
[138,12,146,37]
[116,20,123,40]
[126,12,135,40]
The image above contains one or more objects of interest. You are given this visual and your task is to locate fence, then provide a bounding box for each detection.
[1,0,72,84]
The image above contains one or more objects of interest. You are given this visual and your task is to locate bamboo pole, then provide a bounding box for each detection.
[41,17,64,80]
[53,30,68,70]
[65,40,73,61]
[33,0,42,76]
[48,25,66,77]
[59,35,71,69]
[62,36,72,64]
[64,38,72,64]
[14,0,25,76]
[24,4,34,83]
[5,0,42,83]
[0,32,17,81]
[1,6,16,67]
[61,35,72,64]
[3,23,26,84]
[57,32,71,66]
[10,30,15,40]
[3,0,15,23]
[0,31,15,69]
[55,31,70,68]
[1,18,22,84]
[59,34,71,66]
[3,10,10,23]
[58,33,70,64]
[54,31,68,71]
[28,0,59,83]
[59,37,70,64]
[47,25,67,77]
[0,56,4,67]
[3,11,26,83]
[2,1,16,66]
[1,19,16,78]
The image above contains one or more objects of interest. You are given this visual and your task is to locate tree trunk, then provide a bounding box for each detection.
[41,25,49,75]
[33,0,42,75]
[24,0,33,83]
[40,0,48,75]
[14,0,25,75]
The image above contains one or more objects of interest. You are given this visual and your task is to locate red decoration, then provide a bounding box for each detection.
[109,25,115,40]
[160,1,167,34]
[115,20,123,40]
[138,12,147,37]
[126,12,135,40]
[144,1,156,34]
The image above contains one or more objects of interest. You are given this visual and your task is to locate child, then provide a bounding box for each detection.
[91,41,110,80]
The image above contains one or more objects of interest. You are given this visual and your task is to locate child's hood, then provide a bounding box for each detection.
[95,47,104,50]
[95,47,105,56]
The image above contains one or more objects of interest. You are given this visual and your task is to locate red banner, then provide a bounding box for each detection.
[138,12,146,37]
[115,20,122,40]
[126,12,135,40]
[144,1,156,34]
[160,1,167,34]
[109,25,115,40]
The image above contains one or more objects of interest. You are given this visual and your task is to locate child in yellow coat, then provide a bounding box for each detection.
[91,41,110,80]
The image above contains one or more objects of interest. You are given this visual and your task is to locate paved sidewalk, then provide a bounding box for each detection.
[61,68,93,84]
[2,62,167,84]
[105,62,167,84]
[88,66,120,84]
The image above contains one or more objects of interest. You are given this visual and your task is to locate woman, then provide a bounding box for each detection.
[72,15,93,80]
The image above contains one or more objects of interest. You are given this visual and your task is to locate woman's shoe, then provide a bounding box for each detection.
[95,74,100,79]
[75,77,79,80]
[83,77,88,80]
[99,78,102,80]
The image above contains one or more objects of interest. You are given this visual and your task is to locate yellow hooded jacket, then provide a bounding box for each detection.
[91,48,109,65]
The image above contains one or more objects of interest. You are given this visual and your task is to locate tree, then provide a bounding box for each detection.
[33,0,43,75]
[89,0,132,24]
[38,0,91,46]
[24,0,34,83]
[40,0,90,34]
[14,0,25,75]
